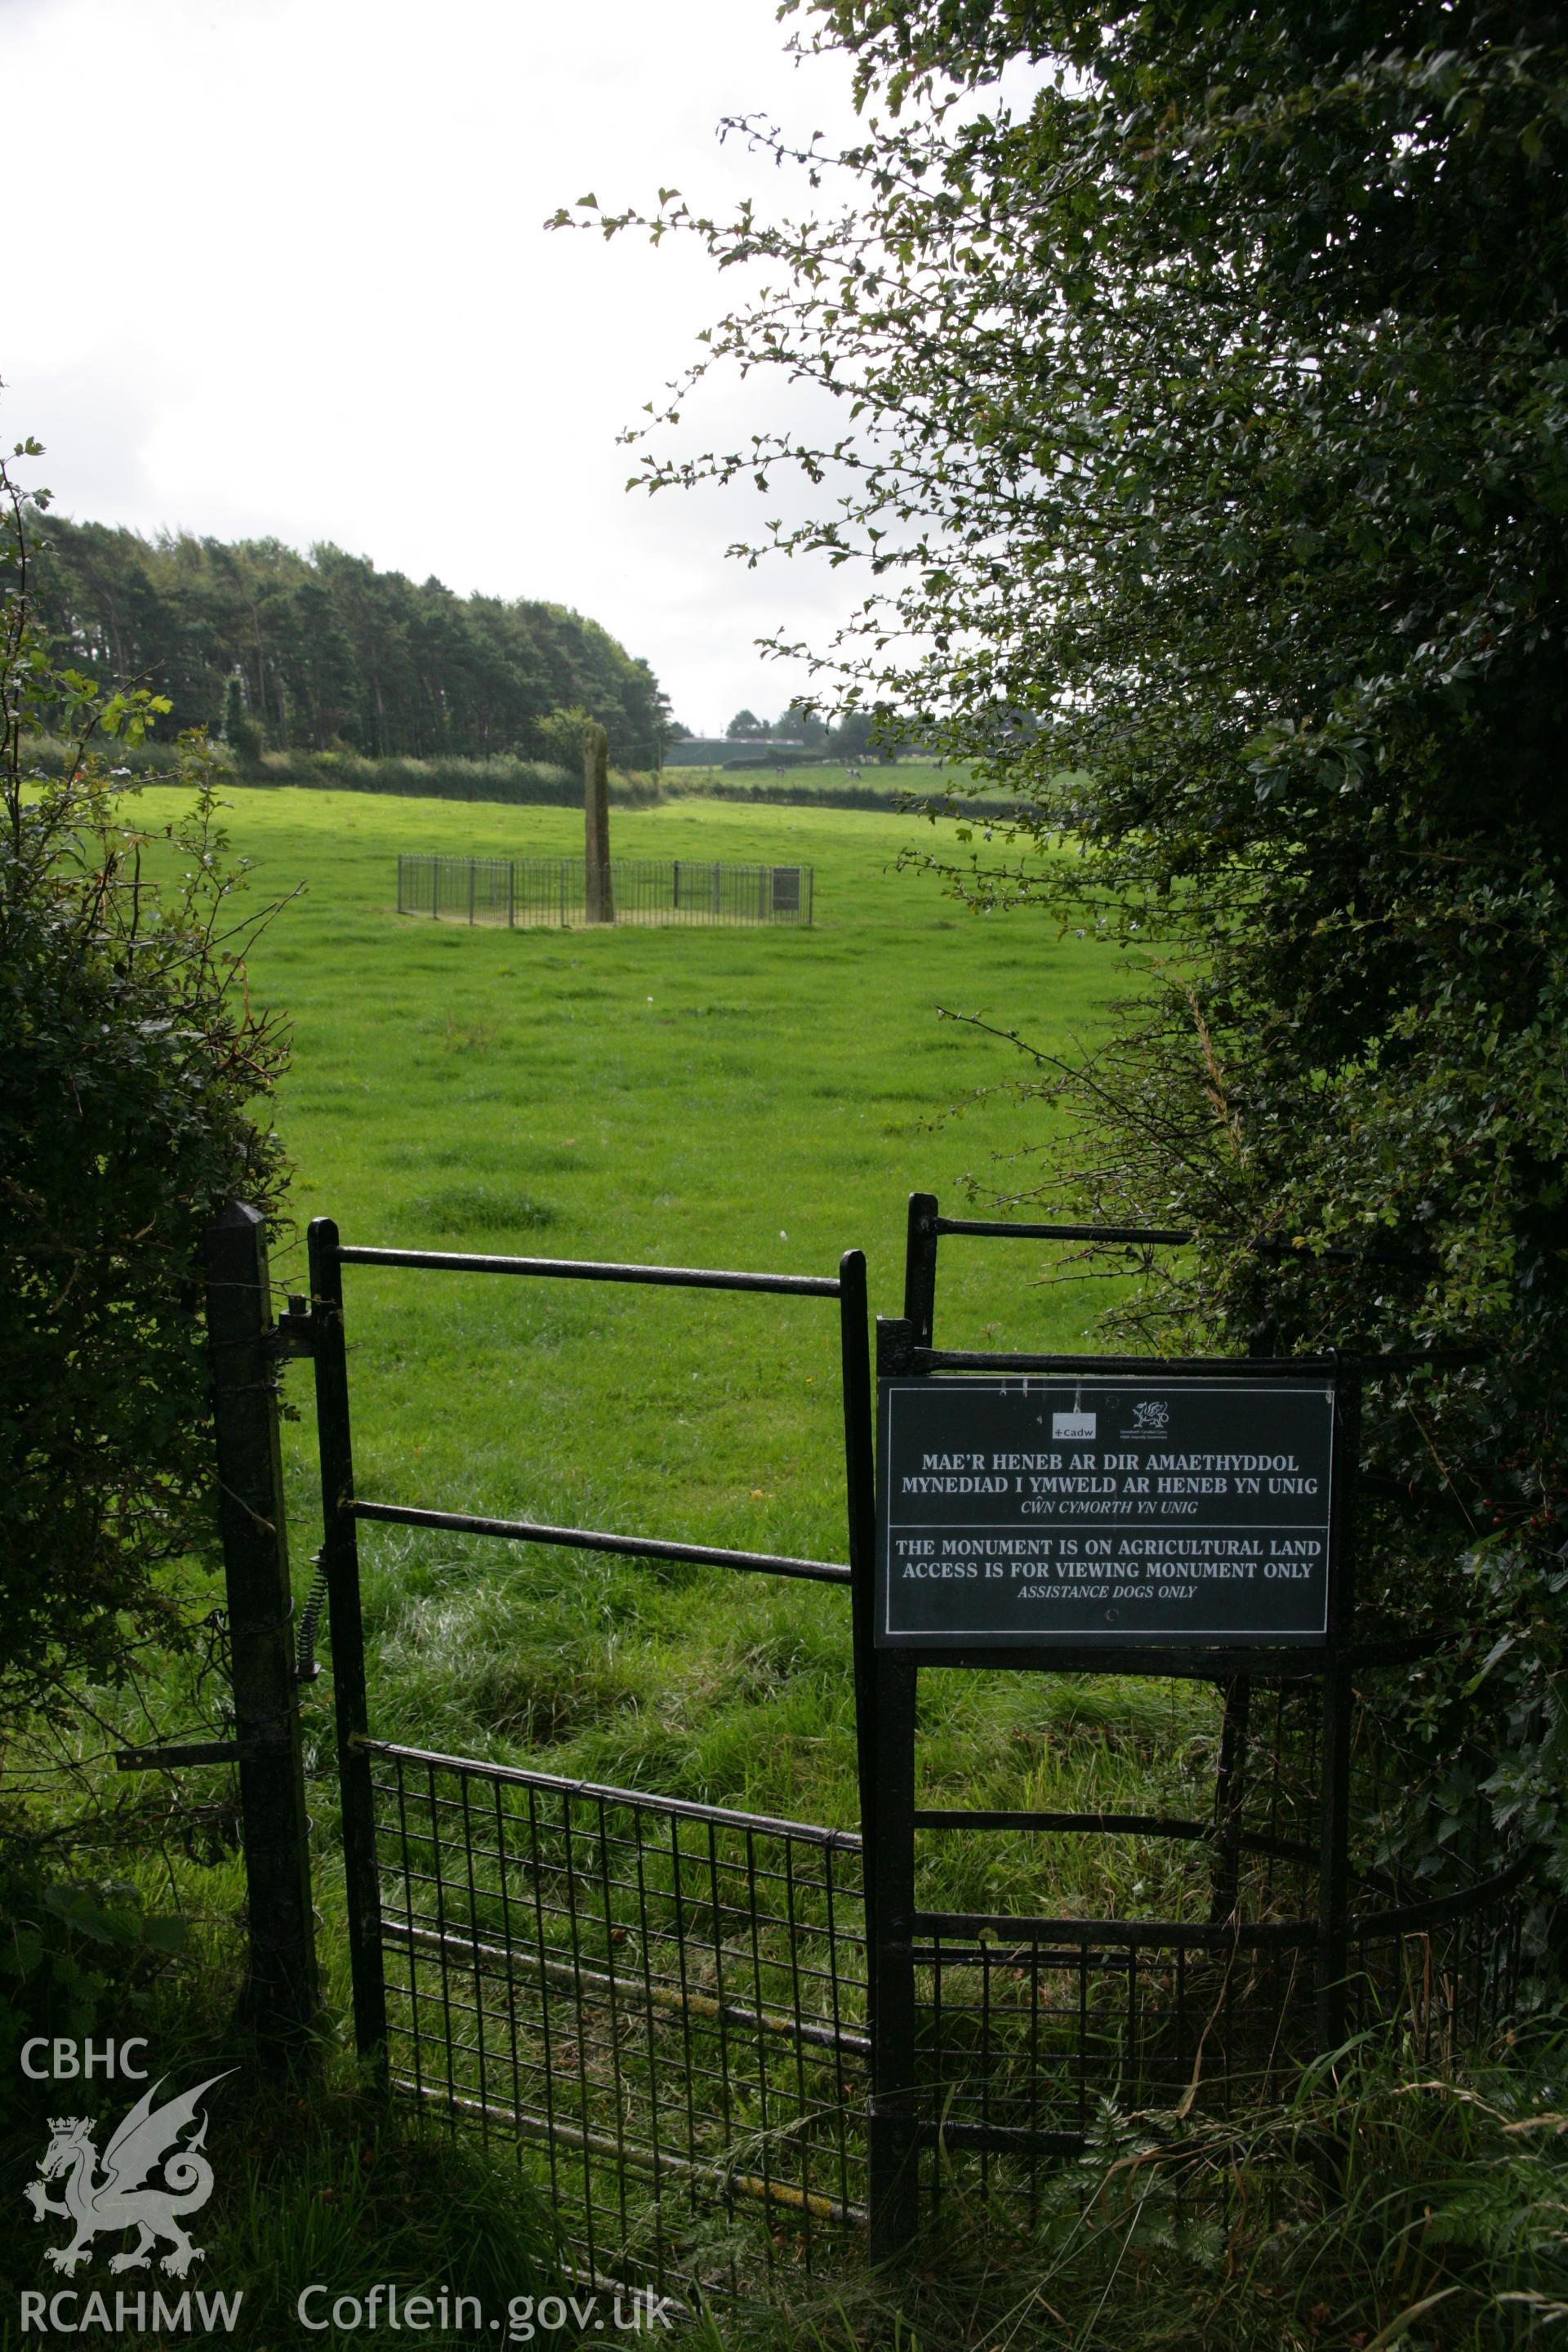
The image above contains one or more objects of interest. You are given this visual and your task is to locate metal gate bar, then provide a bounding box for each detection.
[350,1499,849,1586]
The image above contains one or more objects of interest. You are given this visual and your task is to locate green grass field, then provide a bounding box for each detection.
[128,781,1214,1903]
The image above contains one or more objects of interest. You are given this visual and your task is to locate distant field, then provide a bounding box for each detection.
[664,755,981,805]
[127,782,1213,1911]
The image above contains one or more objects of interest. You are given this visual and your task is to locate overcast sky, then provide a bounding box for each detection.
[1,0,873,736]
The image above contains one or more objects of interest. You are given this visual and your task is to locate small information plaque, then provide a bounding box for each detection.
[876,1374,1336,1648]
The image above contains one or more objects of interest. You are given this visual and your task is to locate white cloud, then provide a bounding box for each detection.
[0,0,869,734]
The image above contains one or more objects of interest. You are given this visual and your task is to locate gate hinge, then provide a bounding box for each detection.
[876,1316,916,1376]
[267,1294,317,1360]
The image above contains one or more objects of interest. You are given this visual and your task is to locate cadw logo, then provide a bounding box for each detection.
[19,2045,241,2336]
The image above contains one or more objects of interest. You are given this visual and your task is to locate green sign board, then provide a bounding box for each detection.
[876,1373,1336,1648]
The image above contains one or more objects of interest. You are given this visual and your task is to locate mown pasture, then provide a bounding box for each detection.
[131,781,1216,1917]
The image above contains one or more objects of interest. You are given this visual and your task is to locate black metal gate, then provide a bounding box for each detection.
[303,1218,876,2294]
[292,1200,1526,2296]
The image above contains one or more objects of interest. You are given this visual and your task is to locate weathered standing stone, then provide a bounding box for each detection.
[583,719,613,923]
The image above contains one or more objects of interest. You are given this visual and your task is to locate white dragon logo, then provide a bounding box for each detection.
[24,2072,233,2278]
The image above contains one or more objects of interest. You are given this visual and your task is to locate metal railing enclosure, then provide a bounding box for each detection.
[396,853,813,929]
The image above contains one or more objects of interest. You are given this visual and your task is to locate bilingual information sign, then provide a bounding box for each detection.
[875,1374,1336,1649]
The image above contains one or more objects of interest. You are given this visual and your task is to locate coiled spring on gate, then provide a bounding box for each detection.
[296,1552,329,1682]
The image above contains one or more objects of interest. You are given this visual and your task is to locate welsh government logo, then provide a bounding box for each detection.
[1131,1400,1170,1432]
[24,2072,232,2279]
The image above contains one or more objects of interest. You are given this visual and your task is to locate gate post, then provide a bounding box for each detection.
[902,1192,939,1349]
[1316,1369,1362,2054]
[849,1283,923,2264]
[203,1200,320,2069]
[308,1216,390,2077]
[865,1655,921,2263]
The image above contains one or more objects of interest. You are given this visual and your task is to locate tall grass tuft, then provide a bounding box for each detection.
[194,2072,564,2349]
[689,2038,1568,2351]
[0,1884,565,2351]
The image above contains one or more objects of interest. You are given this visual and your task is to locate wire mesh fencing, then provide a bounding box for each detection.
[903,1886,1525,2232]
[356,1729,1523,2289]
[365,1738,867,2297]
[890,1668,1528,2237]
[396,853,813,929]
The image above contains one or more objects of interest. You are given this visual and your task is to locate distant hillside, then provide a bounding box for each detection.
[26,514,671,773]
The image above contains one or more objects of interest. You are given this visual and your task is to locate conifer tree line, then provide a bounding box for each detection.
[24,512,673,771]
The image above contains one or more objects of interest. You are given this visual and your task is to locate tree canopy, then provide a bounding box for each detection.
[26,514,674,772]
[582,2,1568,1881]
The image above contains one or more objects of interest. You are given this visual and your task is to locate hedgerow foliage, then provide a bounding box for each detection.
[0,443,290,1744]
[579,6,1568,1884]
